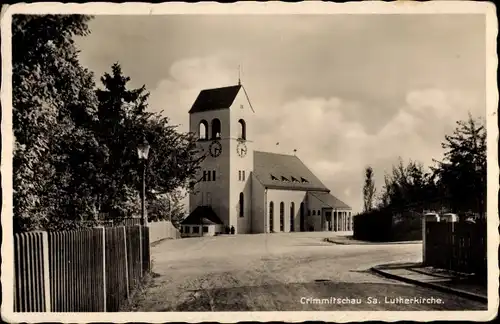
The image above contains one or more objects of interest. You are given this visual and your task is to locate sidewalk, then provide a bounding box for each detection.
[371,262,487,303]
[325,236,422,245]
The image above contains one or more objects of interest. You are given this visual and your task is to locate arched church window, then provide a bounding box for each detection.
[300,202,305,232]
[313,210,316,216]
[199,120,208,140]
[269,202,274,232]
[238,119,246,140]
[239,192,244,217]
[280,202,285,231]
[211,118,221,139]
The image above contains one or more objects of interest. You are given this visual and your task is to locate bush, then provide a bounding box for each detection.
[353,208,422,242]
[353,209,393,241]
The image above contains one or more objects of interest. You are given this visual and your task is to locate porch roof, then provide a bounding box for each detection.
[181,206,224,225]
[309,192,351,210]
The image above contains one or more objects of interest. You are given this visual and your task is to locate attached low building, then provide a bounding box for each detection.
[180,206,224,237]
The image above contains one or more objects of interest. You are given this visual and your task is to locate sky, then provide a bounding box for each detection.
[75,14,486,213]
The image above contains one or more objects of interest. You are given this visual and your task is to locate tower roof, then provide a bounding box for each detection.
[188,85,241,114]
[253,151,330,192]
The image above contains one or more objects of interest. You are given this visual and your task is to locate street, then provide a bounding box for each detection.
[130,232,486,311]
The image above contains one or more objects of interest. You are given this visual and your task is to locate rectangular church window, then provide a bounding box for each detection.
[203,226,208,233]
[207,170,211,181]
[212,170,216,181]
[193,226,199,233]
[242,171,245,181]
[203,170,208,181]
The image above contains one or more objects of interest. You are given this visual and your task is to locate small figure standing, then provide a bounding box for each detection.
[230,226,235,235]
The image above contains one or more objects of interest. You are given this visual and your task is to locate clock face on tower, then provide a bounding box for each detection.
[209,140,222,157]
[236,142,247,158]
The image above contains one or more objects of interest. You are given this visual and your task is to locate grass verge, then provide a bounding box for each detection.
[120,261,159,312]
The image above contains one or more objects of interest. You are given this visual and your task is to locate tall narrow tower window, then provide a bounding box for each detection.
[239,192,244,217]
[238,119,246,140]
[211,118,221,139]
[199,120,208,140]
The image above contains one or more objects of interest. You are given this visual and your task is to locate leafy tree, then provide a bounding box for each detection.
[148,189,187,227]
[432,113,486,216]
[362,166,376,212]
[94,63,205,219]
[378,158,435,213]
[12,16,204,232]
[12,14,104,232]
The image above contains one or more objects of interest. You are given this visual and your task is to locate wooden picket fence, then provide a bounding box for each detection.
[424,221,487,276]
[14,225,150,312]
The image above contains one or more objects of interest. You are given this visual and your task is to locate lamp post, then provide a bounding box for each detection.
[137,138,150,227]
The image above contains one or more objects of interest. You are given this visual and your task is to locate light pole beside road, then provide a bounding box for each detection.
[137,137,151,227]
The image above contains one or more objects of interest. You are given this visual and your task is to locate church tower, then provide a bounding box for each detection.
[188,83,255,233]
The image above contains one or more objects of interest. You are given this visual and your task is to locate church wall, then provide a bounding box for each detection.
[266,189,307,233]
[251,176,266,233]
[228,89,255,234]
[307,193,325,231]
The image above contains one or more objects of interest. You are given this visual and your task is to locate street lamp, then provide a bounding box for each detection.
[137,137,150,226]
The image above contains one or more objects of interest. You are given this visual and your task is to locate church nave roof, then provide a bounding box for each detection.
[253,151,330,192]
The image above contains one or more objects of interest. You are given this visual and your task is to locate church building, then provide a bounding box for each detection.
[181,83,352,236]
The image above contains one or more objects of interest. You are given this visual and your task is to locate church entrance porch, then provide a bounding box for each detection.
[323,210,333,231]
[320,209,352,232]
[327,211,333,231]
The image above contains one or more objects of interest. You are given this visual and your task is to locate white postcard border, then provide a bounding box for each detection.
[1,1,498,322]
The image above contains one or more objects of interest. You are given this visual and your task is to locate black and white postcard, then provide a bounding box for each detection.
[1,1,498,322]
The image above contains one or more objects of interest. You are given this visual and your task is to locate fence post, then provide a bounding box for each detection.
[123,226,129,300]
[41,232,51,312]
[101,227,107,312]
[422,215,426,265]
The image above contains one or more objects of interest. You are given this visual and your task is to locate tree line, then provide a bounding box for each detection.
[362,113,486,218]
[12,15,204,232]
